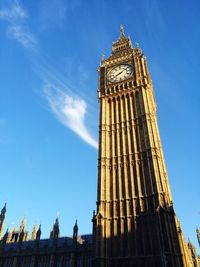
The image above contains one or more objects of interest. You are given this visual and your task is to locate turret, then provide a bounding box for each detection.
[31,224,38,240]
[17,217,27,242]
[73,219,78,242]
[188,239,199,267]
[50,218,60,239]
[19,217,26,233]
[36,224,41,241]
[6,228,13,243]
[18,227,25,243]
[11,227,18,242]
[0,203,6,240]
[196,226,200,247]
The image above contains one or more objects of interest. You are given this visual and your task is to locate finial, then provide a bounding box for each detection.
[33,224,37,231]
[73,219,78,241]
[74,219,78,229]
[21,217,26,227]
[120,24,125,38]
[50,217,60,239]
[1,203,7,214]
[101,53,105,61]
[196,226,200,246]
[31,224,38,240]
[55,217,59,225]
[19,217,26,233]
[36,224,41,240]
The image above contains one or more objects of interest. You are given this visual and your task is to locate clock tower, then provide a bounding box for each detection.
[93,25,188,267]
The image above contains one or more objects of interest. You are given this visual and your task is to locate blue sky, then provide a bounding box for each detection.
[0,0,199,251]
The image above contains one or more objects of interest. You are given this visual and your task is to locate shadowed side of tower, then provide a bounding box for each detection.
[93,26,188,267]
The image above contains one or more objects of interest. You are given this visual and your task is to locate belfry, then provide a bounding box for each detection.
[93,25,189,266]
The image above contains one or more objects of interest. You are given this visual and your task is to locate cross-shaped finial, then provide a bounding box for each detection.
[120,24,125,37]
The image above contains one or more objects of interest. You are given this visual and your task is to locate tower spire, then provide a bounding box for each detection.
[31,224,38,240]
[36,224,41,241]
[17,217,27,242]
[50,217,60,239]
[120,24,125,38]
[73,219,78,242]
[111,25,132,54]
[19,217,26,232]
[0,203,7,240]
[196,226,200,246]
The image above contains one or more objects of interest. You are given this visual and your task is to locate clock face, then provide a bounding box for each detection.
[107,64,133,83]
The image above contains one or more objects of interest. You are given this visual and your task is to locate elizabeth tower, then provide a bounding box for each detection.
[93,26,188,267]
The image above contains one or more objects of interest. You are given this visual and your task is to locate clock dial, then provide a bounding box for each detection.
[107,64,133,83]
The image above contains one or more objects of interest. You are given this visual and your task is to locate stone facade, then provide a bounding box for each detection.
[93,25,199,267]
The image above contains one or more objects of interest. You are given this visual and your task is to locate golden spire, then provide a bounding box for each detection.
[7,227,13,243]
[120,24,125,38]
[20,217,26,232]
[21,217,26,226]
[31,224,38,240]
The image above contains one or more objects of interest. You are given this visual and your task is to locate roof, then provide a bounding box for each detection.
[1,234,93,252]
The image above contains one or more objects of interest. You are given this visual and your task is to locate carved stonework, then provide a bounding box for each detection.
[94,26,190,267]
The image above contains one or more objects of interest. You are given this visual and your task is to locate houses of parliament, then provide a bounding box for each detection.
[0,26,199,267]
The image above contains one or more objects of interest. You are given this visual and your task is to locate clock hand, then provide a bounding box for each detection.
[115,66,131,78]
[114,69,125,77]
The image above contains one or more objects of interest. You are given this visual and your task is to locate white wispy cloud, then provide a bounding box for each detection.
[34,60,98,149]
[7,24,37,50]
[0,0,38,51]
[0,0,27,21]
[0,1,97,149]
[43,83,98,149]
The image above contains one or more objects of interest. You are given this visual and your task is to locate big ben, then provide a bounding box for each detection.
[93,25,189,267]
